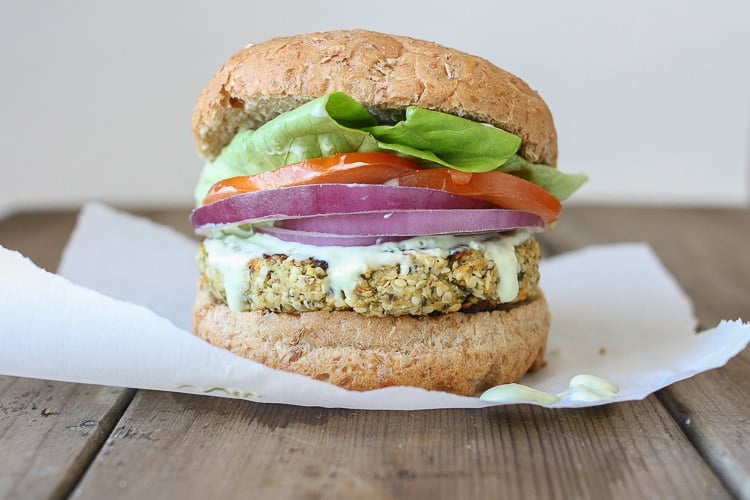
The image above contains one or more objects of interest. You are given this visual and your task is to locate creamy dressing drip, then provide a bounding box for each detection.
[203,229,531,312]
[479,374,619,405]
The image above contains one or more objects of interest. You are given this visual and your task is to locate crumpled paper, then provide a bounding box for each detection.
[0,203,747,410]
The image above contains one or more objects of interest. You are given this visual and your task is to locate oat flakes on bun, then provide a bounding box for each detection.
[189,29,587,396]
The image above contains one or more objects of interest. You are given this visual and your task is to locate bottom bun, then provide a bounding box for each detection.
[193,283,550,396]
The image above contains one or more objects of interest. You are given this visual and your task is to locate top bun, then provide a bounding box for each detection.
[192,29,557,166]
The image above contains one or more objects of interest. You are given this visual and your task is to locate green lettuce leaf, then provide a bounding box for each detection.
[194,91,587,204]
[366,107,521,171]
[223,93,379,170]
[195,93,380,203]
[498,155,589,201]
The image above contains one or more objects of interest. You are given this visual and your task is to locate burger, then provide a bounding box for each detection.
[189,29,586,396]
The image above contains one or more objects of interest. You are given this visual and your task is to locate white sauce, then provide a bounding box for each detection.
[479,374,619,405]
[203,229,531,312]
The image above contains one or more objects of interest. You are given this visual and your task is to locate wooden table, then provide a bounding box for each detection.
[1,206,748,499]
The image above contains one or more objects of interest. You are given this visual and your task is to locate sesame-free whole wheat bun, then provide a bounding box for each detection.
[191,29,561,396]
[192,29,557,165]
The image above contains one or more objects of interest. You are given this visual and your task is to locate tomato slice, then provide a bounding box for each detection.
[203,152,423,205]
[202,151,561,224]
[396,169,562,224]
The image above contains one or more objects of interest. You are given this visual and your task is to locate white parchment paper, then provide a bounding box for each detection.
[1,203,748,409]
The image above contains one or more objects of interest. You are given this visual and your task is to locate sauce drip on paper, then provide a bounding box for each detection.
[480,374,619,404]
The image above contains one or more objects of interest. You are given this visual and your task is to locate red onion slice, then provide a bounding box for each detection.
[254,209,542,247]
[190,184,493,235]
[278,209,544,236]
[254,226,405,246]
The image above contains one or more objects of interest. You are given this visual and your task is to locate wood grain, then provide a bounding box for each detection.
[0,378,133,499]
[0,210,137,500]
[541,205,750,498]
[0,210,78,272]
[71,391,729,500]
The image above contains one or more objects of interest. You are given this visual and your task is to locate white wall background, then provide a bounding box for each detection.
[1,0,748,216]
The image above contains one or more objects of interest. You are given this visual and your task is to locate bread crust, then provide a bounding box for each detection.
[193,282,549,396]
[192,29,557,166]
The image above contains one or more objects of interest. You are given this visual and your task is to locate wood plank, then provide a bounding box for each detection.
[659,356,750,499]
[0,210,78,272]
[0,377,134,499]
[0,210,136,499]
[0,207,195,272]
[71,390,729,499]
[541,205,750,497]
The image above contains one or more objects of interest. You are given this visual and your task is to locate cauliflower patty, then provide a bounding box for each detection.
[199,236,541,317]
